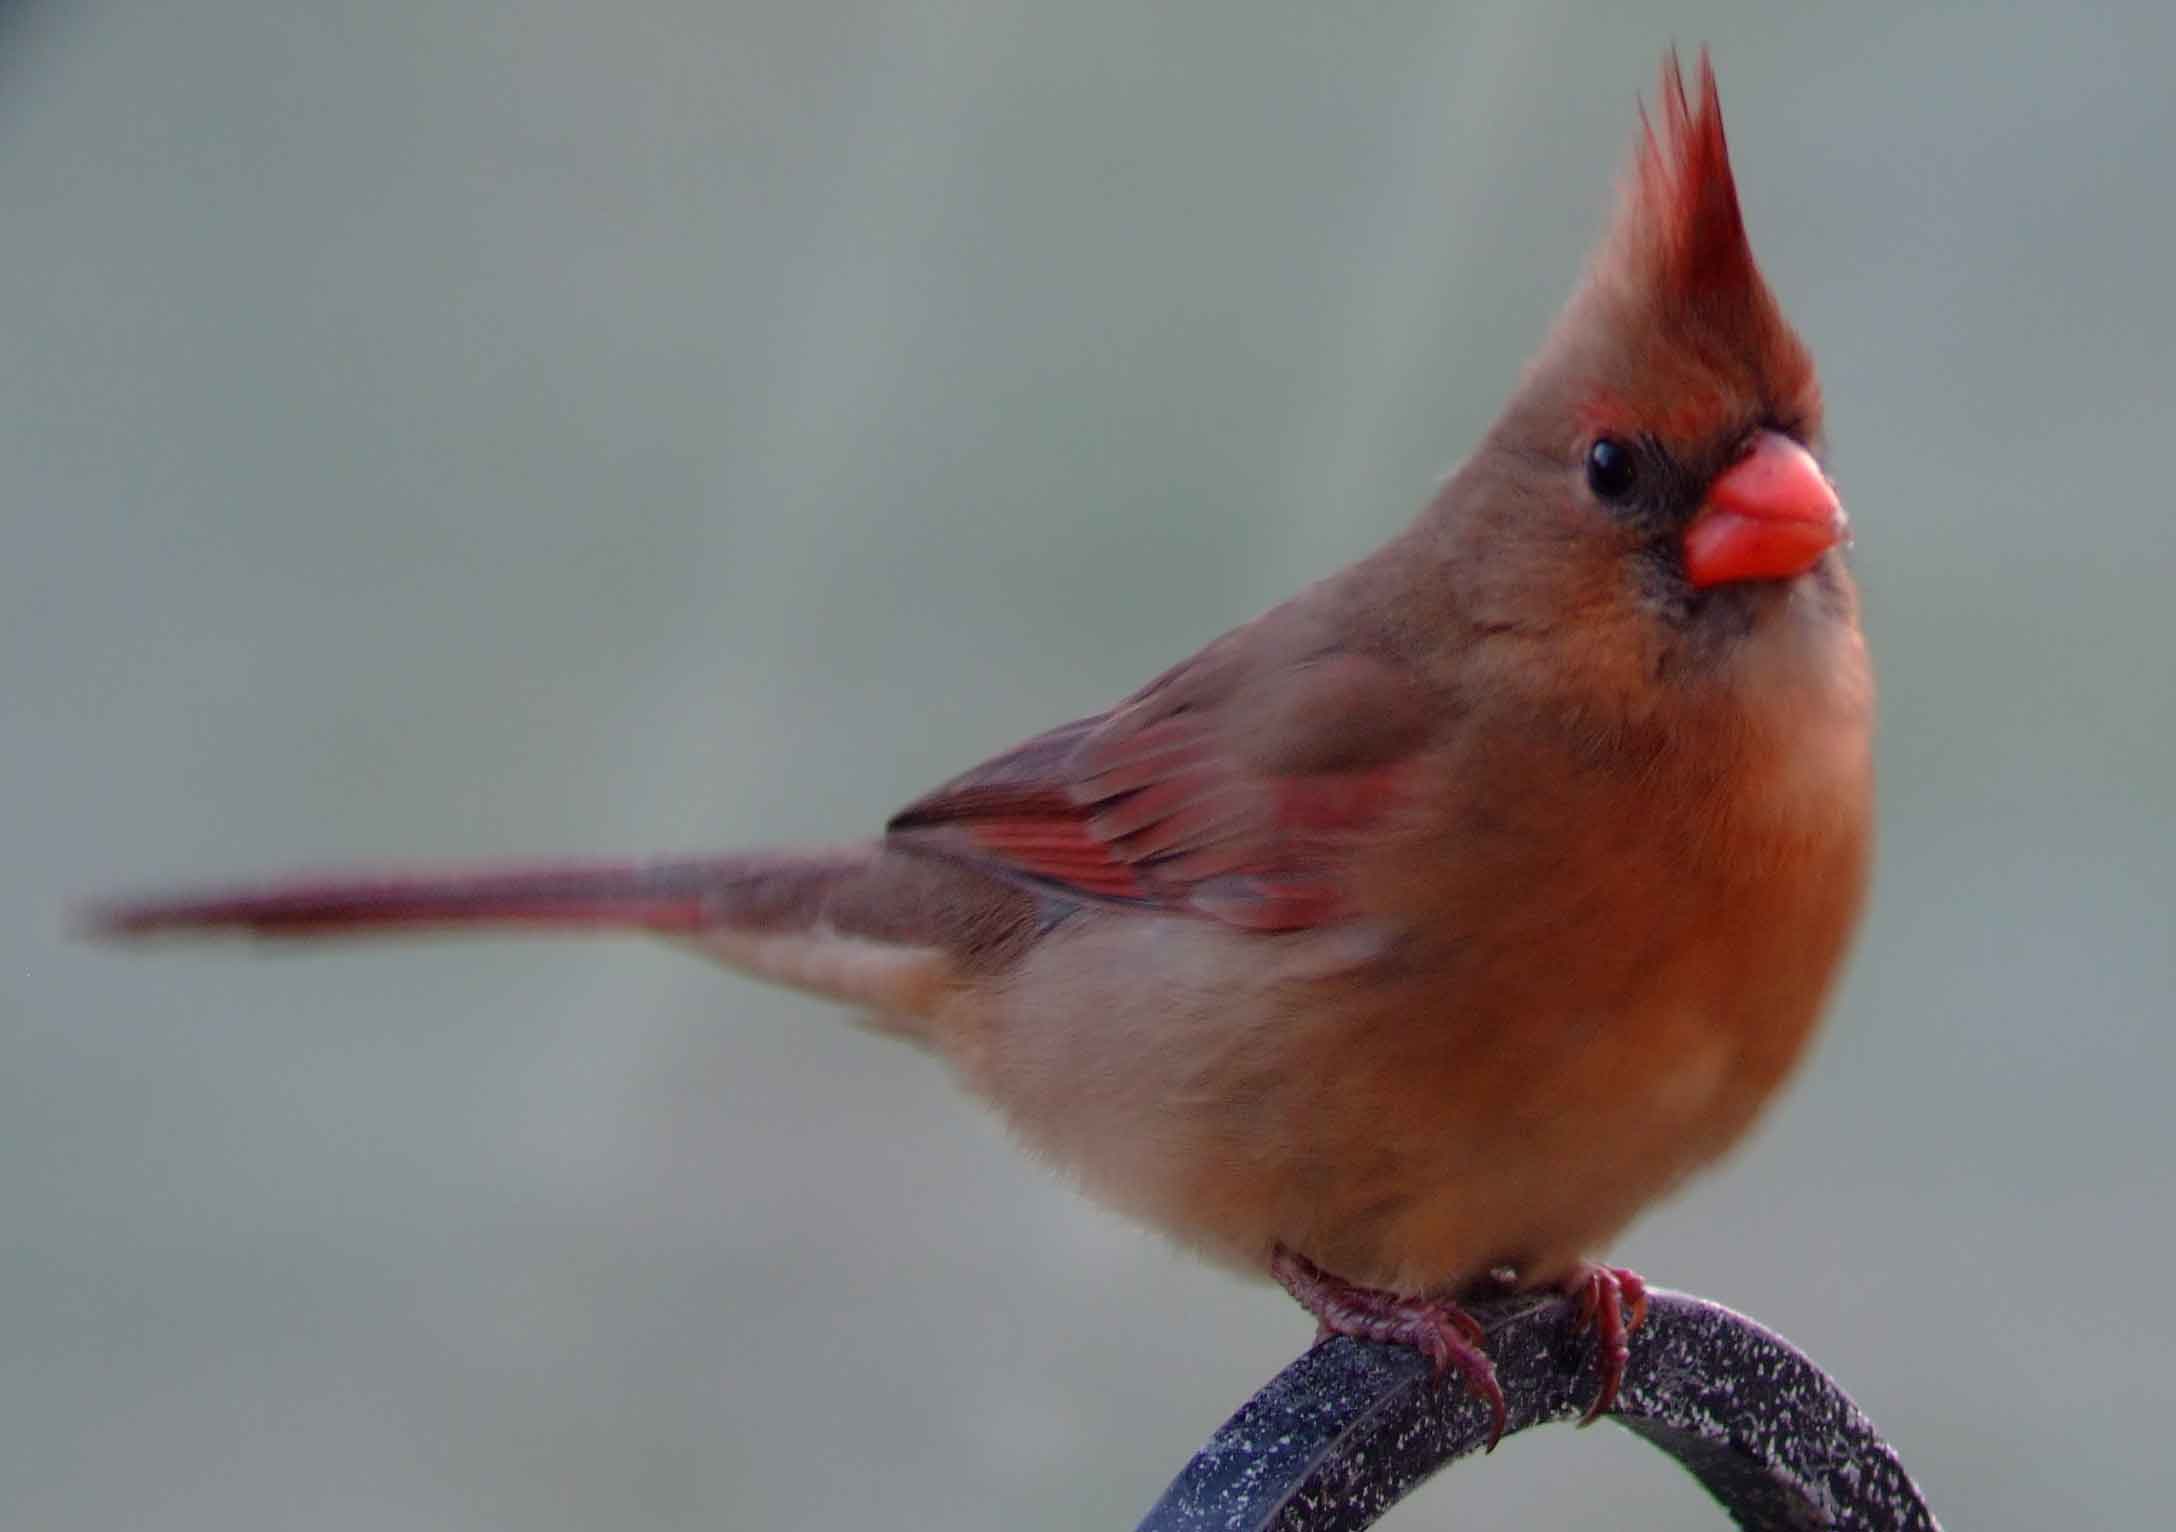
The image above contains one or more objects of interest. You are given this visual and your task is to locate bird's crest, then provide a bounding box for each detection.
[1611,50,1760,302]
[1562,49,1817,443]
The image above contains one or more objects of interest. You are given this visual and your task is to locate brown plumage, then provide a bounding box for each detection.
[88,52,1872,1439]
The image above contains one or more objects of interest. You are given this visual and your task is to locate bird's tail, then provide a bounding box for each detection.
[81,846,963,1022]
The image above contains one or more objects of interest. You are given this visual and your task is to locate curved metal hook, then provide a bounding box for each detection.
[1137,1288,1940,1530]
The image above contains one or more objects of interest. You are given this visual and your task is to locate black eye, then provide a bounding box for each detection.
[1585,436,1638,502]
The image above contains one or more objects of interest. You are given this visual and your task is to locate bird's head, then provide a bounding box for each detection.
[1437,51,1850,677]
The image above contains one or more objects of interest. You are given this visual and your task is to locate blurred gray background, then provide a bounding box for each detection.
[5,1,2171,1526]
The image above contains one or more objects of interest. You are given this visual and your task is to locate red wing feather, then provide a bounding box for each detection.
[886,658,1428,932]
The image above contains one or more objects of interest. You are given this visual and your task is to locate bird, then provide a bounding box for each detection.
[87,52,1872,1448]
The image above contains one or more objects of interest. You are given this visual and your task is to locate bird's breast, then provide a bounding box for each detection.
[932,607,1873,1291]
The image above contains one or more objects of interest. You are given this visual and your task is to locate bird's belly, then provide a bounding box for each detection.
[936,854,1853,1294]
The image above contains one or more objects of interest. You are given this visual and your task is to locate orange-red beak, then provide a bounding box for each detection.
[1681,432,1846,589]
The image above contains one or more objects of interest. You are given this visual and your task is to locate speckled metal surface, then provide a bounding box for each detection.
[1136,1288,1940,1531]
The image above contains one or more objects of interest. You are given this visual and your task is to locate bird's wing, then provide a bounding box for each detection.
[886,649,1432,931]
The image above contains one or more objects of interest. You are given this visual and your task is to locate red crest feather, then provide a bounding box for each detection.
[1617,49,1760,299]
[1571,48,1820,440]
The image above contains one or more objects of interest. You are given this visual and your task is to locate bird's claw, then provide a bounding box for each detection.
[1562,1262,1647,1425]
[1271,1245,1508,1450]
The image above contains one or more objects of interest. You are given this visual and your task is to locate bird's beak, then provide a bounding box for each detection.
[1681,431,1846,589]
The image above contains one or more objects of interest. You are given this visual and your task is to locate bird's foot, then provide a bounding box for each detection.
[1270,1244,1507,1450]
[1560,1261,1648,1425]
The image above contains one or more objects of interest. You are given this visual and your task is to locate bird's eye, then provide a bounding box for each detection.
[1585,437,1638,502]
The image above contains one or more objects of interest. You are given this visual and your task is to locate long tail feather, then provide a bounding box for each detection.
[81,848,974,1022]
[83,856,778,941]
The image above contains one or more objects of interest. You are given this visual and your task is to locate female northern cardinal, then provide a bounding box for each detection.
[90,53,1871,1445]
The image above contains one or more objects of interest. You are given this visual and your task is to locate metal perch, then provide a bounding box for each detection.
[1137,1287,1940,1530]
